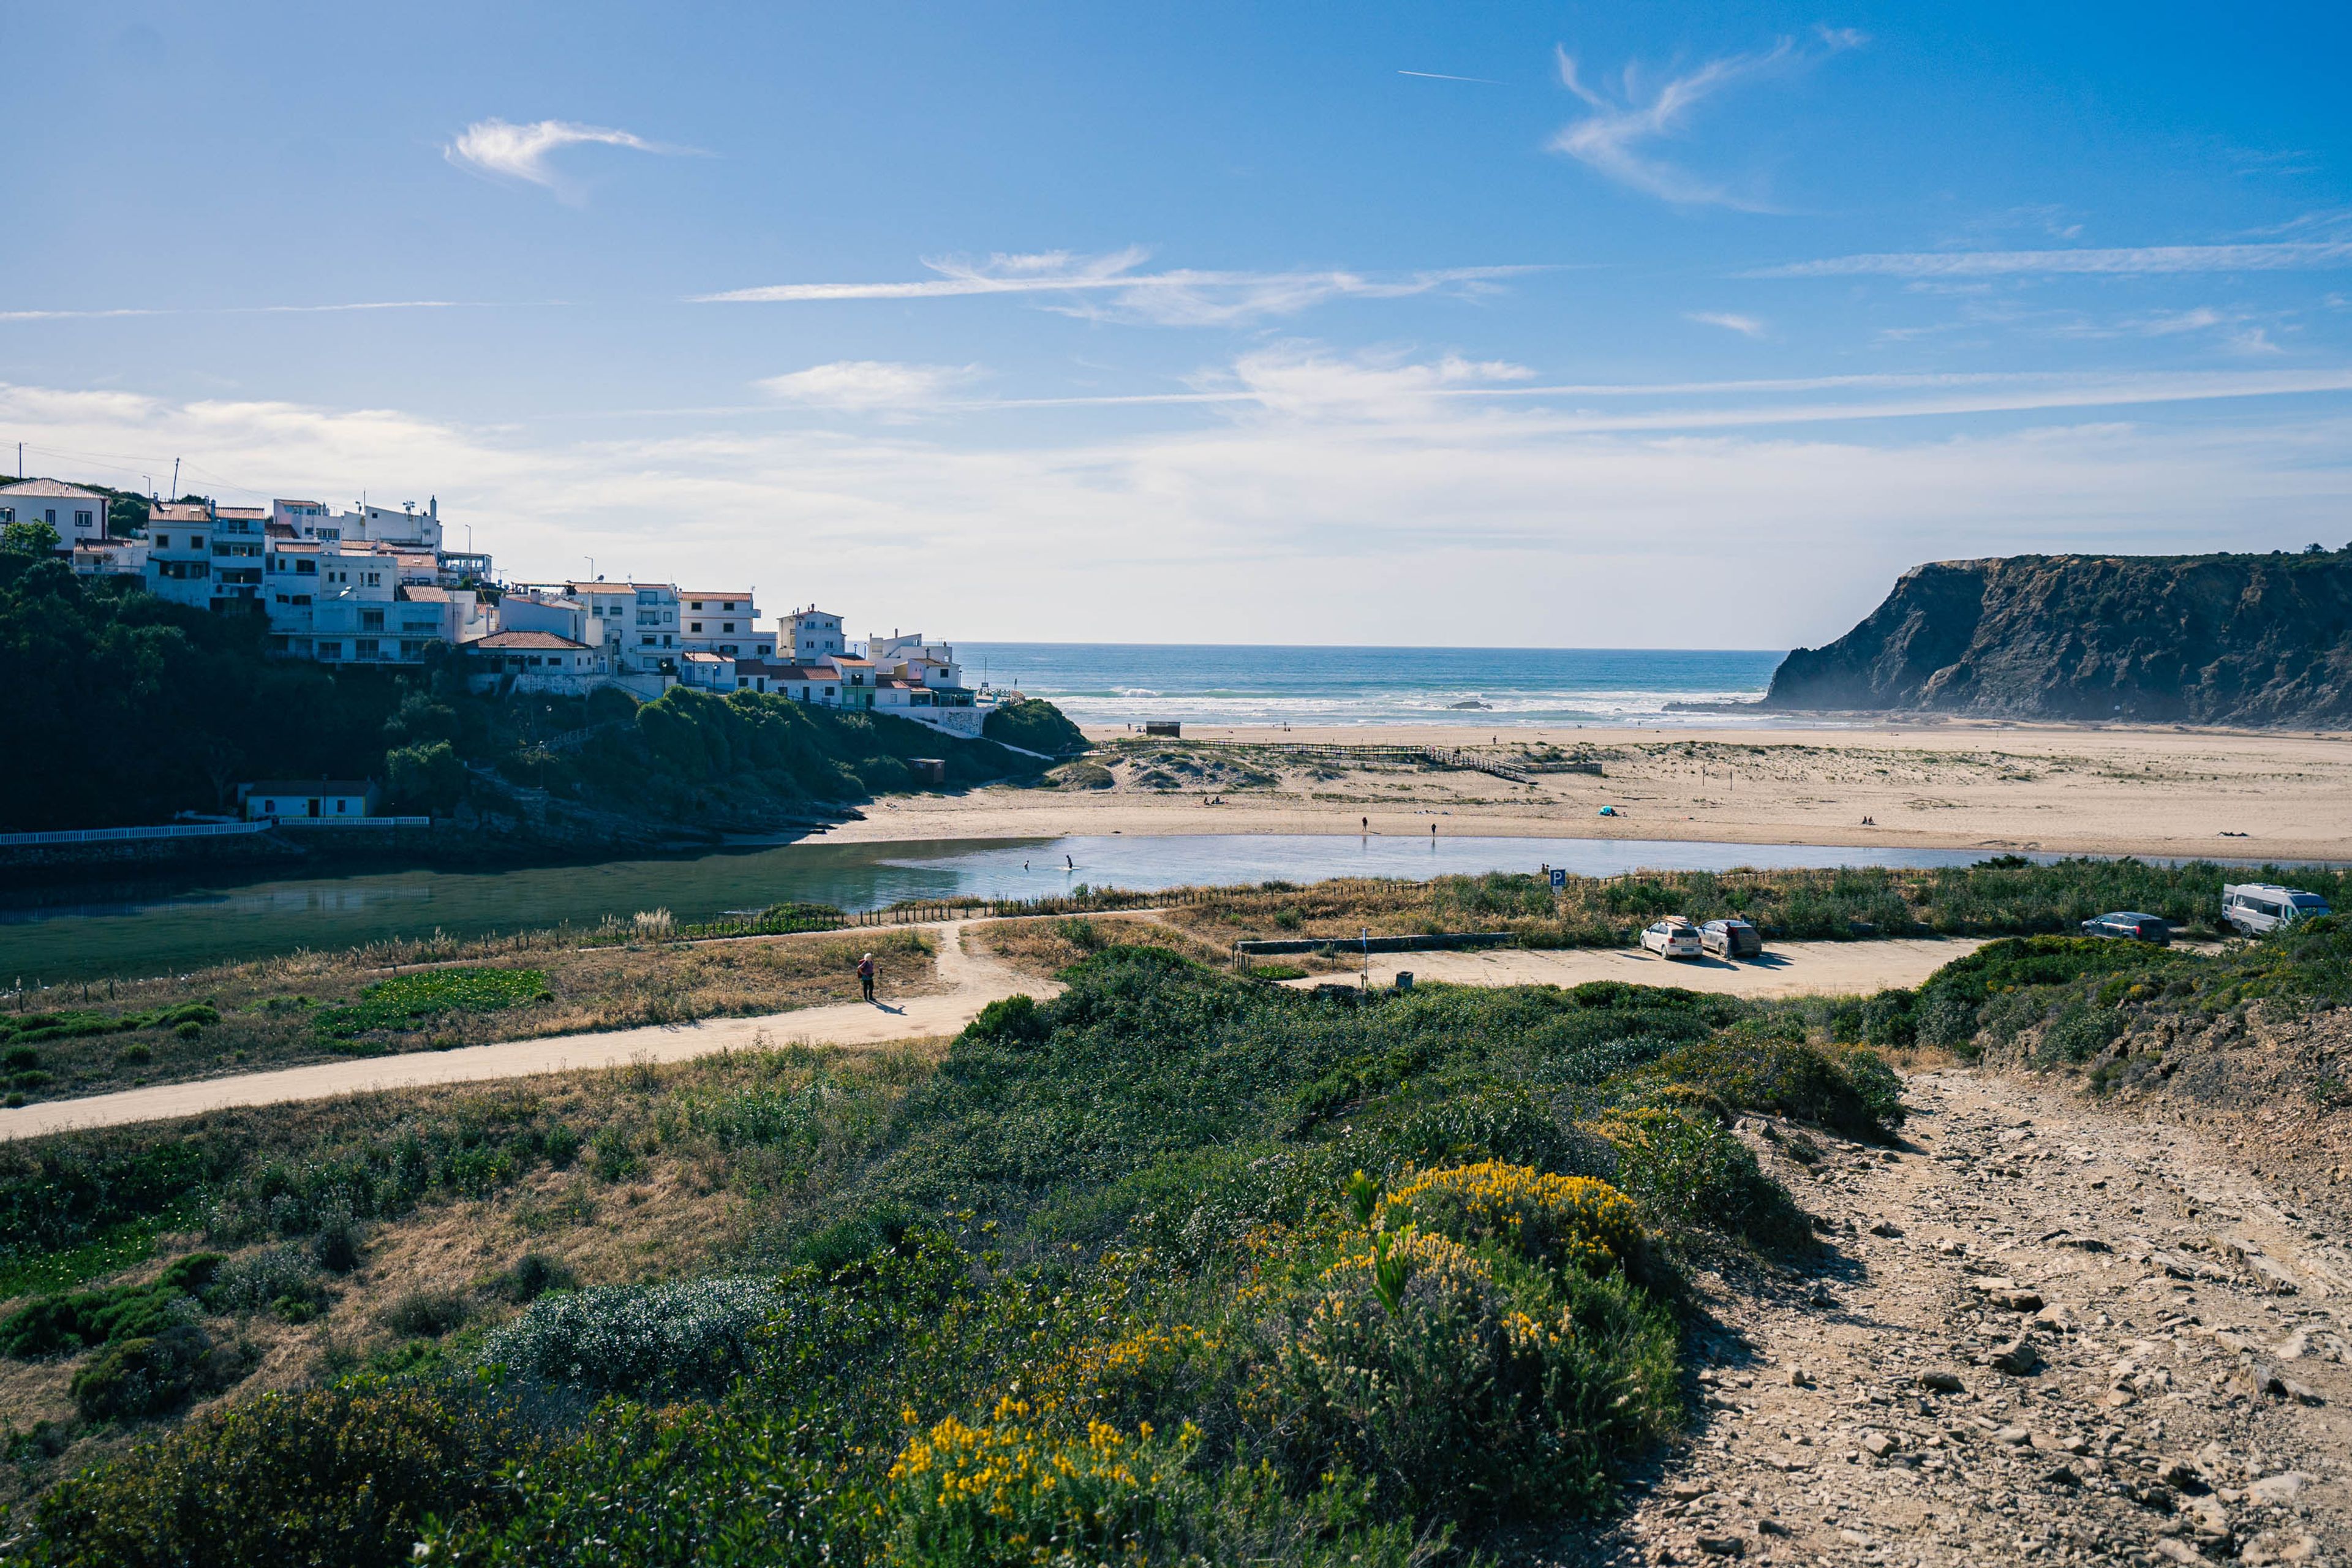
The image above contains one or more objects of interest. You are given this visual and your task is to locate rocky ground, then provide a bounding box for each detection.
[1568,1069,2350,1567]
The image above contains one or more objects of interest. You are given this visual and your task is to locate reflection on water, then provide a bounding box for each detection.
[0,832,2022,982]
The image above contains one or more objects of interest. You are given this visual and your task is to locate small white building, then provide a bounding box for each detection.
[467,630,609,693]
[496,589,593,646]
[782,606,847,662]
[209,506,269,607]
[71,539,148,578]
[732,658,845,699]
[0,480,110,546]
[240,779,382,820]
[679,650,736,691]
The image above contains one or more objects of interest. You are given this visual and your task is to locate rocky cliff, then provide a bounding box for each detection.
[1766,550,2352,726]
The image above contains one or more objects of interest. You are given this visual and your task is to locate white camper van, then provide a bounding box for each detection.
[2221,883,2332,937]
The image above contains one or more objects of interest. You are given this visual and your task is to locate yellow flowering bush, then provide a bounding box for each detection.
[1585,1105,1805,1245]
[1253,1226,1675,1520]
[881,1397,1197,1566]
[1380,1161,1646,1281]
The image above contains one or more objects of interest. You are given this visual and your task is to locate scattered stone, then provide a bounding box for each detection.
[2158,1458,2206,1491]
[1991,1337,2045,1376]
[2281,1378,2324,1406]
[2045,1463,2081,1487]
[2231,1364,2289,1401]
[2246,1471,2309,1504]
[2272,1329,2311,1361]
[1861,1431,1898,1459]
[1868,1218,1904,1237]
[1784,1366,1811,1387]
[1994,1426,2032,1446]
[1668,1482,1711,1502]
[1992,1289,2046,1313]
[2153,1540,2206,1565]
[1755,1520,1792,1537]
[1694,1536,1747,1558]
[1918,1370,1966,1393]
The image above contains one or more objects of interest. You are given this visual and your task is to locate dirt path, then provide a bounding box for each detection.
[1279,938,1985,1000]
[0,921,1054,1141]
[1576,1068,2351,1567]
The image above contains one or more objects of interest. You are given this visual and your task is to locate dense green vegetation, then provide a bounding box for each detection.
[3,951,1912,1566]
[311,967,551,1042]
[0,549,1065,832]
[981,695,1088,755]
[1169,856,2346,948]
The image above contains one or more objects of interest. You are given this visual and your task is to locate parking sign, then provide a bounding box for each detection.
[1549,868,1567,890]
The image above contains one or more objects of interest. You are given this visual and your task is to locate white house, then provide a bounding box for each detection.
[782,606,847,662]
[145,502,216,607]
[732,658,845,699]
[680,650,736,691]
[240,779,382,820]
[71,539,148,578]
[0,480,110,546]
[209,506,268,607]
[467,630,609,693]
[679,589,775,661]
[496,589,592,645]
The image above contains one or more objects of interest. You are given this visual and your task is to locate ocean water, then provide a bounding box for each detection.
[959,644,1784,729]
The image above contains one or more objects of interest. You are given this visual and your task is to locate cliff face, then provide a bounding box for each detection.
[1766,551,2352,726]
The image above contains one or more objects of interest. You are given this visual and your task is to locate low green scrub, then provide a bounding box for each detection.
[312,967,551,1040]
[1,1255,219,1357]
[23,1379,533,1564]
[0,1002,218,1048]
[17,954,1918,1566]
[982,695,1089,755]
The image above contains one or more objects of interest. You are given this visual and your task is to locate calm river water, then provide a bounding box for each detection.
[0,834,2031,983]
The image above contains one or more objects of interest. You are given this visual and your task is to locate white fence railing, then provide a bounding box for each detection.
[0,821,268,847]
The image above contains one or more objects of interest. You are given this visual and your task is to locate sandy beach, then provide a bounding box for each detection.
[827,718,2352,864]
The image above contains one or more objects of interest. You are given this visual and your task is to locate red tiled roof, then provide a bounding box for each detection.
[473,630,591,650]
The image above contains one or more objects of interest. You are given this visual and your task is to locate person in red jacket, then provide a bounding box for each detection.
[857,952,876,1003]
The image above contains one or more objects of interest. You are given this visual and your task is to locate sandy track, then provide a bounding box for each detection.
[1570,1069,2351,1566]
[0,922,1053,1141]
[1279,937,1984,999]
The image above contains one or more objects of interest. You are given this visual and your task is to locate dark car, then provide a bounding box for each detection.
[2079,911,2171,944]
[1700,918,1763,959]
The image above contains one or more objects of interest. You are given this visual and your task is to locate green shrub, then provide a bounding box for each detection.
[202,1245,325,1316]
[1260,1227,1675,1518]
[1643,1031,1905,1139]
[312,968,549,1039]
[1,1256,218,1358]
[982,696,1088,756]
[1585,1106,1806,1247]
[478,1275,786,1398]
[26,1379,532,1566]
[488,1251,578,1304]
[380,1289,471,1338]
[69,1325,216,1422]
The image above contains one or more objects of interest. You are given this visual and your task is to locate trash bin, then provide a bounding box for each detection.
[1394,971,1414,992]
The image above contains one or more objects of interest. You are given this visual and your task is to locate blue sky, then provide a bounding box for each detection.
[7,1,2351,647]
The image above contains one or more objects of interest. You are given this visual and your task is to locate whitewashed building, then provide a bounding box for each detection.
[679,589,775,661]
[145,502,216,608]
[468,630,609,692]
[0,480,110,546]
[782,606,847,662]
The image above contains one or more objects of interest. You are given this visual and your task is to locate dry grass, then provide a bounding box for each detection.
[9,928,937,1101]
[0,1038,942,1504]
[968,913,1230,979]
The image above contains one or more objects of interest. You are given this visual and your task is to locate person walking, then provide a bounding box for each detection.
[857,951,876,1003]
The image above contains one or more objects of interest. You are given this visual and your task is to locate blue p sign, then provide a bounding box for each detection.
[1550,868,1567,889]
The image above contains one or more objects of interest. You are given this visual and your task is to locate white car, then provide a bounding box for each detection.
[1641,919,1702,959]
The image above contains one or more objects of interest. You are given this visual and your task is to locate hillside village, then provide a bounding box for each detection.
[0,477,988,739]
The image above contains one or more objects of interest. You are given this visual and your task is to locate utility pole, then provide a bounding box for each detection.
[170,458,179,499]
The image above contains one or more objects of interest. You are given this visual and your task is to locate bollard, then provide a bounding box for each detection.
[1395,971,1414,993]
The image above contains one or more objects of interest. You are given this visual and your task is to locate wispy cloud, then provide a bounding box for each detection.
[444,118,686,200]
[0,301,477,323]
[754,361,981,414]
[1758,240,2352,278]
[696,249,1538,326]
[1688,311,1766,338]
[1548,30,1862,209]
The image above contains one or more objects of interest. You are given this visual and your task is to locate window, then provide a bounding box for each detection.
[690,600,703,609]
[690,622,703,633]
[364,571,380,587]
[192,535,204,549]
[641,635,654,646]
[336,798,349,813]
[156,535,170,548]
[317,641,342,658]
[297,560,315,574]
[361,609,385,631]
[722,622,735,633]
[75,510,92,529]
[356,638,380,658]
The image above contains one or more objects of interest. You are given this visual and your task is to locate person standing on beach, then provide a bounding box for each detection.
[858,952,876,1003]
